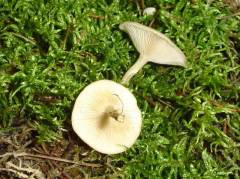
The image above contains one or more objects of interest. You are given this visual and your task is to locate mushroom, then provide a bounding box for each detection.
[143,7,156,16]
[119,21,186,84]
[71,80,142,154]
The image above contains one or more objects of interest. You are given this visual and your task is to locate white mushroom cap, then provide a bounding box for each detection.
[119,21,186,84]
[143,7,156,16]
[71,80,142,155]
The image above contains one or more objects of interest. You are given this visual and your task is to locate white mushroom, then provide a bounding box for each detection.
[143,7,156,16]
[119,21,186,84]
[71,80,142,155]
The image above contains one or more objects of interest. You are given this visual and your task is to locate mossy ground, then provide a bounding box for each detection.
[0,0,240,178]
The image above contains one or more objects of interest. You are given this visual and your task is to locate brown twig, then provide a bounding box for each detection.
[6,162,45,179]
[230,108,240,112]
[21,140,33,149]
[136,92,174,109]
[60,171,72,179]
[0,152,102,168]
[79,51,95,57]
[9,32,36,45]
[223,119,228,134]
[32,147,56,172]
[142,96,156,107]
[89,14,105,20]
[157,98,174,109]
[134,0,142,15]
[41,143,50,155]
[0,138,18,149]
[217,11,240,20]
[209,100,240,112]
[61,24,72,49]
[140,0,145,10]
[148,19,155,27]
[0,168,29,178]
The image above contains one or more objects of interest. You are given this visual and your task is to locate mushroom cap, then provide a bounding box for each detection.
[143,7,156,16]
[71,80,142,154]
[119,21,186,66]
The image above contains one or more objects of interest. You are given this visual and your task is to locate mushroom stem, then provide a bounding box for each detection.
[121,56,147,85]
[106,106,124,122]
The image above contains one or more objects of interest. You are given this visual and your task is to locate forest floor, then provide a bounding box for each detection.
[0,0,240,178]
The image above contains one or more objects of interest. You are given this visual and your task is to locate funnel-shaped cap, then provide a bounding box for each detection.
[119,22,186,66]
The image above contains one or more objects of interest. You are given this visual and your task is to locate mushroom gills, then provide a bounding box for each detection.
[119,21,186,84]
[71,80,142,154]
[105,105,125,123]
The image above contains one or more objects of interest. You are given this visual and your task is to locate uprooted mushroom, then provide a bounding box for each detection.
[119,21,186,84]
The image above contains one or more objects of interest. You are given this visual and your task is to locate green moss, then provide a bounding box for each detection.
[0,0,239,177]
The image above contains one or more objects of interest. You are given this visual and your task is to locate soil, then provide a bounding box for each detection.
[0,123,118,178]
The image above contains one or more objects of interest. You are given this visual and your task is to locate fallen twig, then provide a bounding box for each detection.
[217,11,240,20]
[157,98,174,109]
[89,14,105,19]
[7,162,45,179]
[209,100,240,113]
[9,32,36,45]
[138,92,174,109]
[133,0,142,15]
[148,19,155,27]
[0,167,29,178]
[140,0,145,11]
[0,138,18,149]
[0,152,102,168]
[223,119,228,134]
[142,95,156,107]
[61,24,72,49]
